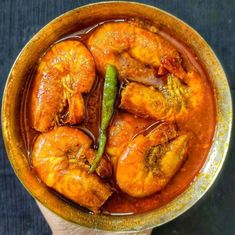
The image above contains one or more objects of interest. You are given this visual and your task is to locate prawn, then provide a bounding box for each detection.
[106,112,152,171]
[88,21,185,87]
[116,123,188,198]
[30,40,95,132]
[120,71,205,121]
[32,126,112,212]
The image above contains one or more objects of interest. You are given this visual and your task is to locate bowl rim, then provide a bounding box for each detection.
[1,1,233,232]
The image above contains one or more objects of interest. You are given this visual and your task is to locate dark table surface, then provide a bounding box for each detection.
[0,0,234,234]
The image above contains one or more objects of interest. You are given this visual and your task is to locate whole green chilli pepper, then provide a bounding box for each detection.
[89,64,118,173]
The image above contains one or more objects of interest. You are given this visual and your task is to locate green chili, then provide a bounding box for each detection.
[89,64,118,173]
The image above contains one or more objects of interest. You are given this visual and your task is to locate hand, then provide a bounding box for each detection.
[37,201,153,235]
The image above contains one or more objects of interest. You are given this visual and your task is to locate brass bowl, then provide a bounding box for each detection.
[2,2,232,232]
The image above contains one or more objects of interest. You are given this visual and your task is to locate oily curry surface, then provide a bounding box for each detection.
[21,19,216,214]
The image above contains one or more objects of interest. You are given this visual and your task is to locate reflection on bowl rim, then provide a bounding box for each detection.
[1,1,233,232]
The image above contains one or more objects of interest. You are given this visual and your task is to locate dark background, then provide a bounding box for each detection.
[0,0,234,234]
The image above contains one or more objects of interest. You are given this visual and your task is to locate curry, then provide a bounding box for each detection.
[21,19,216,214]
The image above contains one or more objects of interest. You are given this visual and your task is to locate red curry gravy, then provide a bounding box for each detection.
[21,18,216,215]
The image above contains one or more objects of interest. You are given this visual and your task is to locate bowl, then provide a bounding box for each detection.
[2,1,232,232]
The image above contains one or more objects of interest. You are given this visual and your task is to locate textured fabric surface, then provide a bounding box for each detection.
[0,0,234,234]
